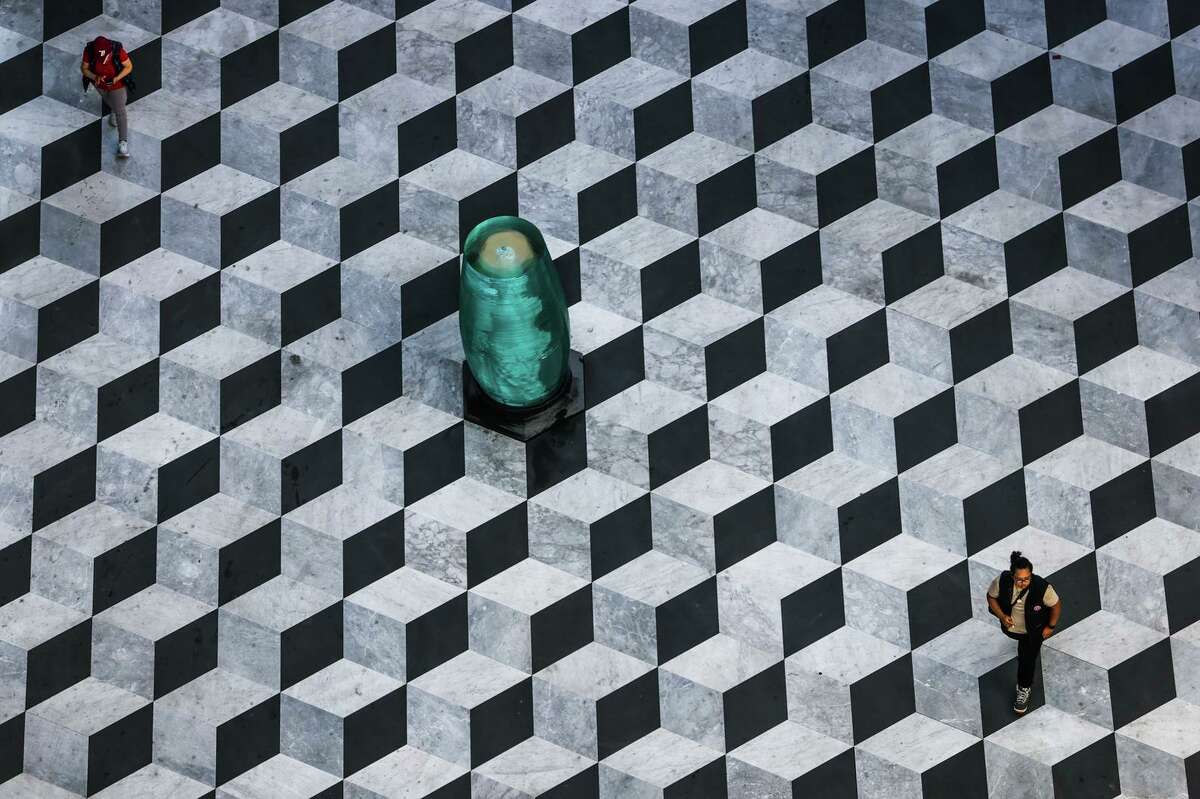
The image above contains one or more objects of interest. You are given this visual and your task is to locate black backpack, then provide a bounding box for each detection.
[82,39,136,95]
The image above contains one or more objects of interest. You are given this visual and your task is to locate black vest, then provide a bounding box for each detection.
[997,571,1050,635]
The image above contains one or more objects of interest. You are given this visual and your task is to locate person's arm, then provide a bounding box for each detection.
[113,53,132,82]
[986,593,1013,628]
[81,56,96,82]
[1042,599,1062,638]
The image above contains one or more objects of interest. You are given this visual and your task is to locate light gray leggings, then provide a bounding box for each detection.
[99,86,128,141]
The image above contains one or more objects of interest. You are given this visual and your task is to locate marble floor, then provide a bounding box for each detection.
[1,0,1200,796]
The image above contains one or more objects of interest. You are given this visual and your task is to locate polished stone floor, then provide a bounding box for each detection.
[1,0,1199,796]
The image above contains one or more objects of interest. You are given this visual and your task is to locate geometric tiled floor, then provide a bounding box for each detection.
[2,0,1200,796]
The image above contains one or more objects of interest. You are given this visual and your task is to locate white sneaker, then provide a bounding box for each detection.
[1014,685,1032,714]
[108,113,117,128]
[117,140,130,159]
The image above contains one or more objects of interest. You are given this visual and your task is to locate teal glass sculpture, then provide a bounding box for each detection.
[459,216,571,409]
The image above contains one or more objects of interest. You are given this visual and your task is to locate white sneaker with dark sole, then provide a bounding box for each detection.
[1014,685,1032,714]
[117,140,130,158]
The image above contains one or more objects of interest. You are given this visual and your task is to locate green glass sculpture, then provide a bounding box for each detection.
[459,216,571,409]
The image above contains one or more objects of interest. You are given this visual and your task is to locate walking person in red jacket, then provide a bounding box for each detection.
[81,36,133,158]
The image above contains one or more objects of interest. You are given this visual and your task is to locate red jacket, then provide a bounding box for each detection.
[83,41,130,90]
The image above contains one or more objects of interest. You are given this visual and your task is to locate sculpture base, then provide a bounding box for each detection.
[462,352,585,442]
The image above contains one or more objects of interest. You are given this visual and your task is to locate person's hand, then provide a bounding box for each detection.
[1041,627,1054,639]
[1001,615,1014,629]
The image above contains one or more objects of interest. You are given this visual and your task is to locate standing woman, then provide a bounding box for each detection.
[986,551,1063,714]
[81,36,133,158]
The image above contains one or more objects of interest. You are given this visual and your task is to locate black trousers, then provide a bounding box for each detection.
[1004,629,1044,688]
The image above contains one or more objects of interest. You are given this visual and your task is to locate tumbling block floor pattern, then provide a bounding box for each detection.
[2,0,1200,796]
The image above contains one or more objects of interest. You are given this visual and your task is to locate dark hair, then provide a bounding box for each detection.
[1010,550,1033,574]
